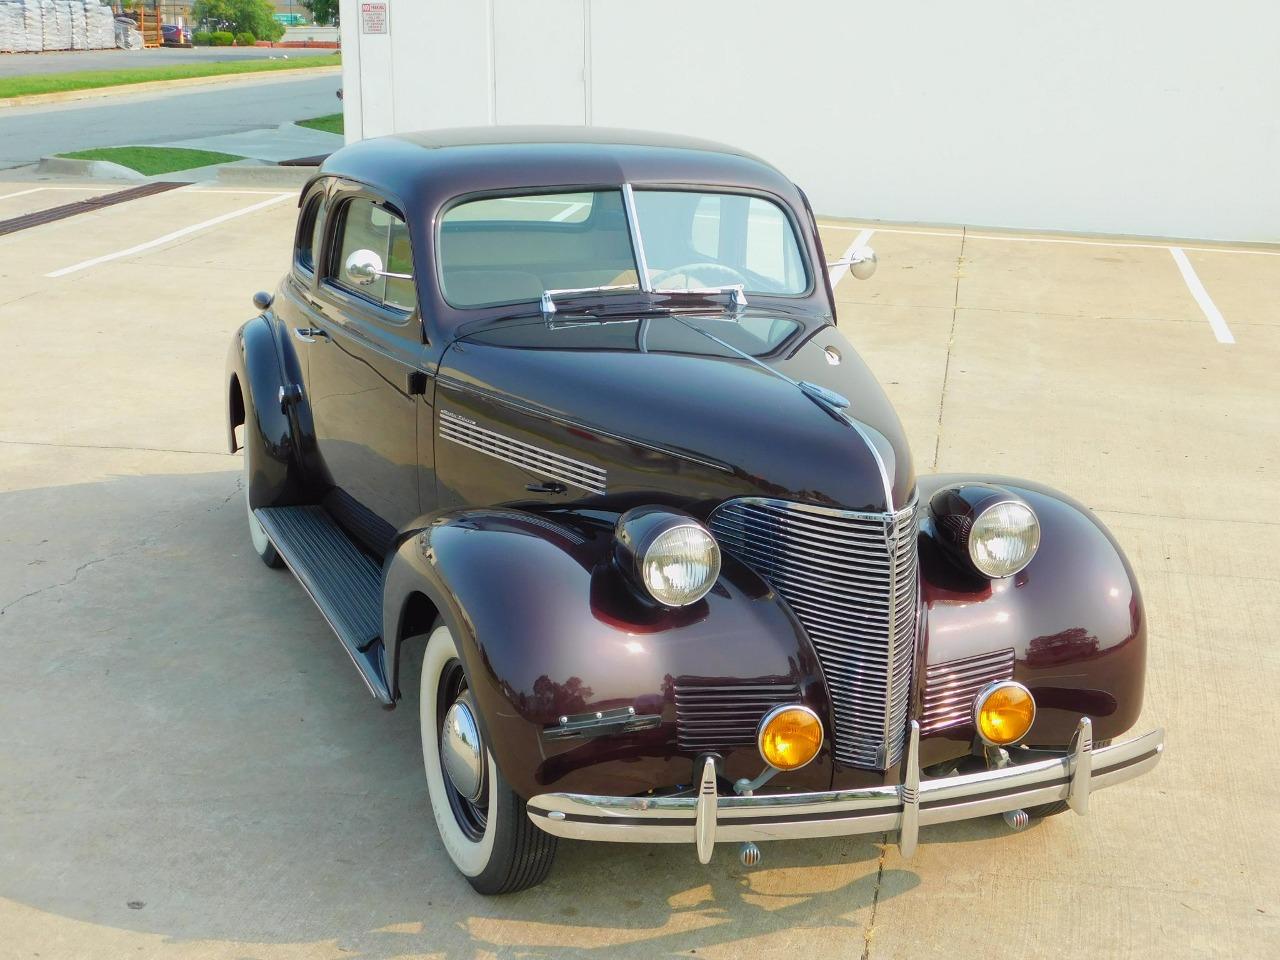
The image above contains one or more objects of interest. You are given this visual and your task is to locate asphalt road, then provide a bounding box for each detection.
[0,73,341,168]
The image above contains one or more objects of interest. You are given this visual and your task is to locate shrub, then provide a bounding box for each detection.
[192,31,213,45]
[210,31,234,46]
[234,31,256,46]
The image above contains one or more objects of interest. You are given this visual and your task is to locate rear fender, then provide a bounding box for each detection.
[224,312,313,508]
[382,507,835,800]
[915,475,1147,765]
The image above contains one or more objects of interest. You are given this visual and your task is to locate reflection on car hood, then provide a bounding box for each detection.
[440,312,915,514]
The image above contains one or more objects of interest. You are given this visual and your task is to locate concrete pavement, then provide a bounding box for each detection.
[0,73,340,169]
[0,184,1277,958]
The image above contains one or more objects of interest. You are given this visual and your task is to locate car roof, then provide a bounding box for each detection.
[315,126,801,213]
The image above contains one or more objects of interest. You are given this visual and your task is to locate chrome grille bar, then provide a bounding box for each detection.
[709,497,920,769]
[920,648,1015,734]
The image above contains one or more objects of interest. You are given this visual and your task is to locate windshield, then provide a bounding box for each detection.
[438,188,809,308]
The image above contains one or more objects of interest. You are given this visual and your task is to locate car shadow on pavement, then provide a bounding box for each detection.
[0,467,929,958]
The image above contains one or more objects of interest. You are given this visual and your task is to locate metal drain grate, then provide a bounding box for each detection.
[0,182,186,238]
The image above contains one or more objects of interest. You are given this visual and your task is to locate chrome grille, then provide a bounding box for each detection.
[921,648,1015,734]
[674,681,802,751]
[709,497,920,769]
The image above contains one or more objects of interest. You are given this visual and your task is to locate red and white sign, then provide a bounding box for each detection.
[360,2,388,35]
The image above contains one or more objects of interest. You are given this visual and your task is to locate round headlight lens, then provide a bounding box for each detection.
[758,705,824,770]
[640,523,721,607]
[969,501,1040,577]
[973,681,1036,745]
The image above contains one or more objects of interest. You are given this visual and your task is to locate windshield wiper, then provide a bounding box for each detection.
[539,284,640,319]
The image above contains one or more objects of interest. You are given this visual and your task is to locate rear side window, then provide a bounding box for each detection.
[327,198,416,313]
[295,193,323,274]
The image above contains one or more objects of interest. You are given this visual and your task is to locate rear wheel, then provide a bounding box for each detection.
[419,624,557,894]
[243,432,283,569]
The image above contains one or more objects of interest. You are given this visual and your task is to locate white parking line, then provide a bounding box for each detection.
[0,187,49,202]
[45,193,294,278]
[0,186,106,200]
[828,228,875,287]
[1170,247,1234,344]
[819,222,1280,258]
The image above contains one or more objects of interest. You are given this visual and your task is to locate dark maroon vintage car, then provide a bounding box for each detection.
[226,127,1162,893]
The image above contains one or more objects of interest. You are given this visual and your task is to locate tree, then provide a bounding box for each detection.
[192,0,286,42]
[300,0,339,27]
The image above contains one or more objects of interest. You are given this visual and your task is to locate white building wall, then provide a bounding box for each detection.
[340,0,1280,242]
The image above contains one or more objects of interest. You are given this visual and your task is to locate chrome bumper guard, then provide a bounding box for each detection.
[527,718,1164,862]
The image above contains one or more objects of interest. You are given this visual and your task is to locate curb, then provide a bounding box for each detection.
[35,156,147,181]
[216,162,316,188]
[0,63,341,110]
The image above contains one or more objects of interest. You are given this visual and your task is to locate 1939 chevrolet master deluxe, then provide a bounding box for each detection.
[225,128,1163,894]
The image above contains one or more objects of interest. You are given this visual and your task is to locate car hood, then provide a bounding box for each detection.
[436,312,915,515]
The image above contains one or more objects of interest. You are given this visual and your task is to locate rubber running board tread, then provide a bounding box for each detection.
[255,505,391,702]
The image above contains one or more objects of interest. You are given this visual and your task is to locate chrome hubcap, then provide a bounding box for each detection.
[441,696,485,803]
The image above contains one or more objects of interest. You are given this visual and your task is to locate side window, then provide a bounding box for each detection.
[327,197,417,314]
[295,193,324,275]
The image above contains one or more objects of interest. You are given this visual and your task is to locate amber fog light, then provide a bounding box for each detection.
[757,705,824,771]
[973,681,1036,745]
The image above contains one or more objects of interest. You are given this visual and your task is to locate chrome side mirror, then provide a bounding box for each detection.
[827,246,878,280]
[345,248,384,286]
[344,248,414,286]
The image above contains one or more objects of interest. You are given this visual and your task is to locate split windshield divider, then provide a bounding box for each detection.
[537,183,750,321]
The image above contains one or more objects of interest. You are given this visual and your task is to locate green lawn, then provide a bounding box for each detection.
[57,146,245,175]
[0,54,340,100]
[296,113,343,135]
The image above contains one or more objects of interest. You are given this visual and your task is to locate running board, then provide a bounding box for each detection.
[254,505,391,703]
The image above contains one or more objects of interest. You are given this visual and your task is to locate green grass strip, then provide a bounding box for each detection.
[0,54,340,100]
[296,113,343,134]
[58,146,245,175]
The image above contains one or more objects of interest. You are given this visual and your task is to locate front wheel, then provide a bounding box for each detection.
[419,624,557,894]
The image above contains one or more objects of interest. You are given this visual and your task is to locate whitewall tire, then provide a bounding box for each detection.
[243,436,283,569]
[420,624,557,894]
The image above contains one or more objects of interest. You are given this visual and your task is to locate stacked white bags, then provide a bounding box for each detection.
[0,3,23,53]
[86,0,110,47]
[0,0,118,53]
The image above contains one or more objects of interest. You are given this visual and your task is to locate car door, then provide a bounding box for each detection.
[299,184,427,542]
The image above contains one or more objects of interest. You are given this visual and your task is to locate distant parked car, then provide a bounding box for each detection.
[161,23,193,47]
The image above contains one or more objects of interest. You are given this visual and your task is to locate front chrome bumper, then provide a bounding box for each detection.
[527,718,1164,862]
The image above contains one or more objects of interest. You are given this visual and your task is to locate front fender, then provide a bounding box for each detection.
[915,475,1146,764]
[382,508,835,800]
[224,313,313,508]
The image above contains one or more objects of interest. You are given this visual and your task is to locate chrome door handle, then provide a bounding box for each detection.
[294,327,330,343]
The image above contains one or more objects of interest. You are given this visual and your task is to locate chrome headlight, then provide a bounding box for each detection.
[969,500,1040,578]
[930,484,1040,579]
[614,508,721,607]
